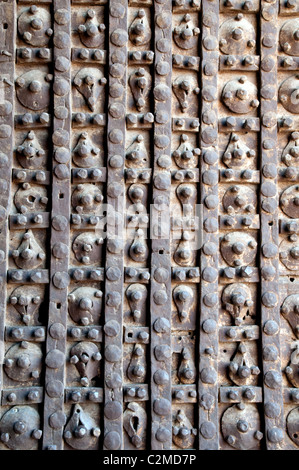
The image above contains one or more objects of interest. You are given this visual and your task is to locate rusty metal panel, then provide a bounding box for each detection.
[0,0,299,452]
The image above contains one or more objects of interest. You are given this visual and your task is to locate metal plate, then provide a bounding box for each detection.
[0,0,298,451]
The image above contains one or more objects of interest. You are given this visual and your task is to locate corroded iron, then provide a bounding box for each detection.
[0,0,299,452]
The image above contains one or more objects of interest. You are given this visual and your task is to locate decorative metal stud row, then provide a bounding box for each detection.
[0,0,299,451]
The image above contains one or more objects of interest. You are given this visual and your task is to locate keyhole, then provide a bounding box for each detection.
[131,416,139,432]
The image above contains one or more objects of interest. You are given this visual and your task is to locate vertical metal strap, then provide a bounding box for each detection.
[260,0,285,449]
[150,0,172,450]
[198,0,219,450]
[103,0,127,451]
[0,0,15,412]
[42,0,71,450]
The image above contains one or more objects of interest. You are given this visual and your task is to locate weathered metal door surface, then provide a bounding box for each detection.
[0,0,299,451]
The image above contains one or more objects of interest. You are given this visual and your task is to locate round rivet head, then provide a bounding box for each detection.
[262,112,276,128]
[263,139,275,150]
[203,171,217,187]
[201,128,217,145]
[262,292,277,308]
[54,164,70,180]
[261,57,275,72]
[109,83,124,98]
[200,421,216,439]
[264,402,281,419]
[106,266,121,281]
[53,78,69,97]
[0,101,12,116]
[156,38,171,53]
[203,35,218,51]
[109,129,123,144]
[199,393,215,410]
[0,205,6,222]
[155,110,169,125]
[201,367,217,384]
[49,411,66,430]
[53,128,69,146]
[110,3,125,18]
[202,267,218,283]
[264,370,282,389]
[7,392,17,403]
[104,431,121,450]
[204,195,218,210]
[153,369,169,385]
[261,197,274,213]
[203,293,218,307]
[107,240,123,255]
[154,267,169,283]
[0,124,11,138]
[263,320,279,336]
[105,345,121,362]
[52,272,70,289]
[155,12,171,29]
[261,85,275,100]
[262,5,275,20]
[203,242,217,256]
[54,106,68,120]
[109,103,125,119]
[103,320,120,337]
[154,345,171,362]
[110,64,124,79]
[153,398,171,416]
[153,290,168,305]
[154,173,171,190]
[261,181,276,197]
[267,427,284,443]
[263,345,278,362]
[204,217,218,233]
[104,401,122,420]
[52,242,68,259]
[110,29,128,47]
[55,148,69,164]
[106,291,121,308]
[106,373,122,390]
[49,323,66,340]
[203,150,218,165]
[202,85,217,101]
[54,8,70,25]
[55,56,70,72]
[154,84,171,102]
[156,61,170,76]
[153,317,170,333]
[0,153,8,167]
[204,62,217,76]
[45,349,64,369]
[156,427,171,443]
[46,380,64,398]
[154,134,169,149]
[109,155,123,168]
[262,243,277,258]
[263,163,277,179]
[243,388,255,400]
[111,50,125,64]
[202,319,217,334]
[52,215,68,231]
[107,182,123,198]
